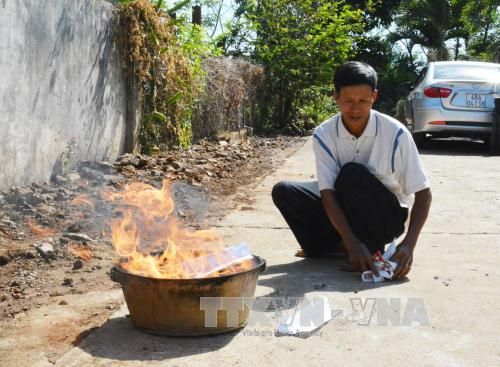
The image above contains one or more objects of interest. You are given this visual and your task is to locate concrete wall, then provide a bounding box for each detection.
[0,0,130,190]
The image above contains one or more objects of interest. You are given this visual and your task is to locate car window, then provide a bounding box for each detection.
[433,64,500,81]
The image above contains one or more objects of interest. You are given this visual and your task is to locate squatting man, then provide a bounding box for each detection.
[272,61,432,279]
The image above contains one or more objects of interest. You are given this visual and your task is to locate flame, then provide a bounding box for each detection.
[27,219,56,238]
[68,244,94,261]
[70,195,95,211]
[102,180,255,279]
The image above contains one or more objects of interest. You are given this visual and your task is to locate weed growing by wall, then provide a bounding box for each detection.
[116,0,195,152]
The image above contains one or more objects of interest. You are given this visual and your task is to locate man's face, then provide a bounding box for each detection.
[334,84,378,126]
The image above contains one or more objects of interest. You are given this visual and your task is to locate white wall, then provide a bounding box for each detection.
[0,0,130,190]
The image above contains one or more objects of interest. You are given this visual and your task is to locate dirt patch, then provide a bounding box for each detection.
[0,135,305,363]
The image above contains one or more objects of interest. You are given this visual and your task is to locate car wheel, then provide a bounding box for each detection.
[411,112,427,148]
[412,132,427,148]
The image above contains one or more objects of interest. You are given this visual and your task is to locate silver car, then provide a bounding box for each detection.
[405,61,500,146]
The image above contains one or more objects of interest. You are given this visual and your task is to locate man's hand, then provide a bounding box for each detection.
[389,188,431,280]
[345,237,380,277]
[390,241,414,279]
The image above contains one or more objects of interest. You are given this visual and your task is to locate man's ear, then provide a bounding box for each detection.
[333,92,339,103]
[372,89,379,102]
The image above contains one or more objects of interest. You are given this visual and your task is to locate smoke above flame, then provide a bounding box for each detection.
[101,180,254,279]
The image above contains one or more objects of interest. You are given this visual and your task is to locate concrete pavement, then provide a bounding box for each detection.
[55,137,500,366]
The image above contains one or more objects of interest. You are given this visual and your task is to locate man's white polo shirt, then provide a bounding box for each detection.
[312,110,430,207]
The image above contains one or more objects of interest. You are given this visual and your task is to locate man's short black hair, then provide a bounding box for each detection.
[333,61,377,94]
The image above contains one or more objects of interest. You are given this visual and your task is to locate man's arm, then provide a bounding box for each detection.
[320,189,380,276]
[391,187,432,279]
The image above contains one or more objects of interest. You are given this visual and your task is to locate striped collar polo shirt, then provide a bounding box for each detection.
[312,110,430,207]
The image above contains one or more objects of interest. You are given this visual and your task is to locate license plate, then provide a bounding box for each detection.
[466,93,486,108]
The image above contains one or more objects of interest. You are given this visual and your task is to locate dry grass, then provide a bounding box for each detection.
[192,57,265,140]
[116,0,194,148]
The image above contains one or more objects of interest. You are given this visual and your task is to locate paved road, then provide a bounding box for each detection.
[42,138,500,366]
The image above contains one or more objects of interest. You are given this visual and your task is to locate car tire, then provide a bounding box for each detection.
[410,111,427,148]
[412,132,427,148]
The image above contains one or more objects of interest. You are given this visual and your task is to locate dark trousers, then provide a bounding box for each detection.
[271,162,408,256]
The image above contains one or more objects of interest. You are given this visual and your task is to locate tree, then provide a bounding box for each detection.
[391,0,467,61]
[345,0,404,27]
[214,0,256,55]
[459,0,500,60]
[244,0,364,130]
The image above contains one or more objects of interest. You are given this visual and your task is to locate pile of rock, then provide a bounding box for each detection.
[0,135,301,262]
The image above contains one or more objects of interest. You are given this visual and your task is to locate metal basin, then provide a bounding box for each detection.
[110,255,266,336]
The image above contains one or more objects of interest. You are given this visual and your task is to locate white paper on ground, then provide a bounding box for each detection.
[361,240,399,283]
[276,295,332,337]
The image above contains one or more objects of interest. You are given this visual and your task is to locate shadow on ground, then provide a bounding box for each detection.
[73,256,407,361]
[257,257,408,307]
[73,315,237,361]
[419,137,491,156]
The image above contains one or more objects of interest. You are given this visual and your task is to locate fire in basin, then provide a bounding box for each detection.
[102,180,266,336]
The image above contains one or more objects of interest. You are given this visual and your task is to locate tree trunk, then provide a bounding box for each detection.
[124,64,142,154]
[482,3,495,49]
[283,93,293,128]
[403,39,416,73]
[408,47,415,72]
[483,22,490,49]
[274,92,284,128]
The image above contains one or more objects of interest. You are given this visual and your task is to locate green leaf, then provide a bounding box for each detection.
[166,92,183,106]
[150,111,168,122]
[168,0,191,15]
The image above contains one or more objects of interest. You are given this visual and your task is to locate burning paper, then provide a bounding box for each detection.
[361,241,398,283]
[102,180,256,279]
[179,242,253,278]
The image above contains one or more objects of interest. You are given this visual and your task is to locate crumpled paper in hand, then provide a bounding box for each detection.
[361,241,398,283]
